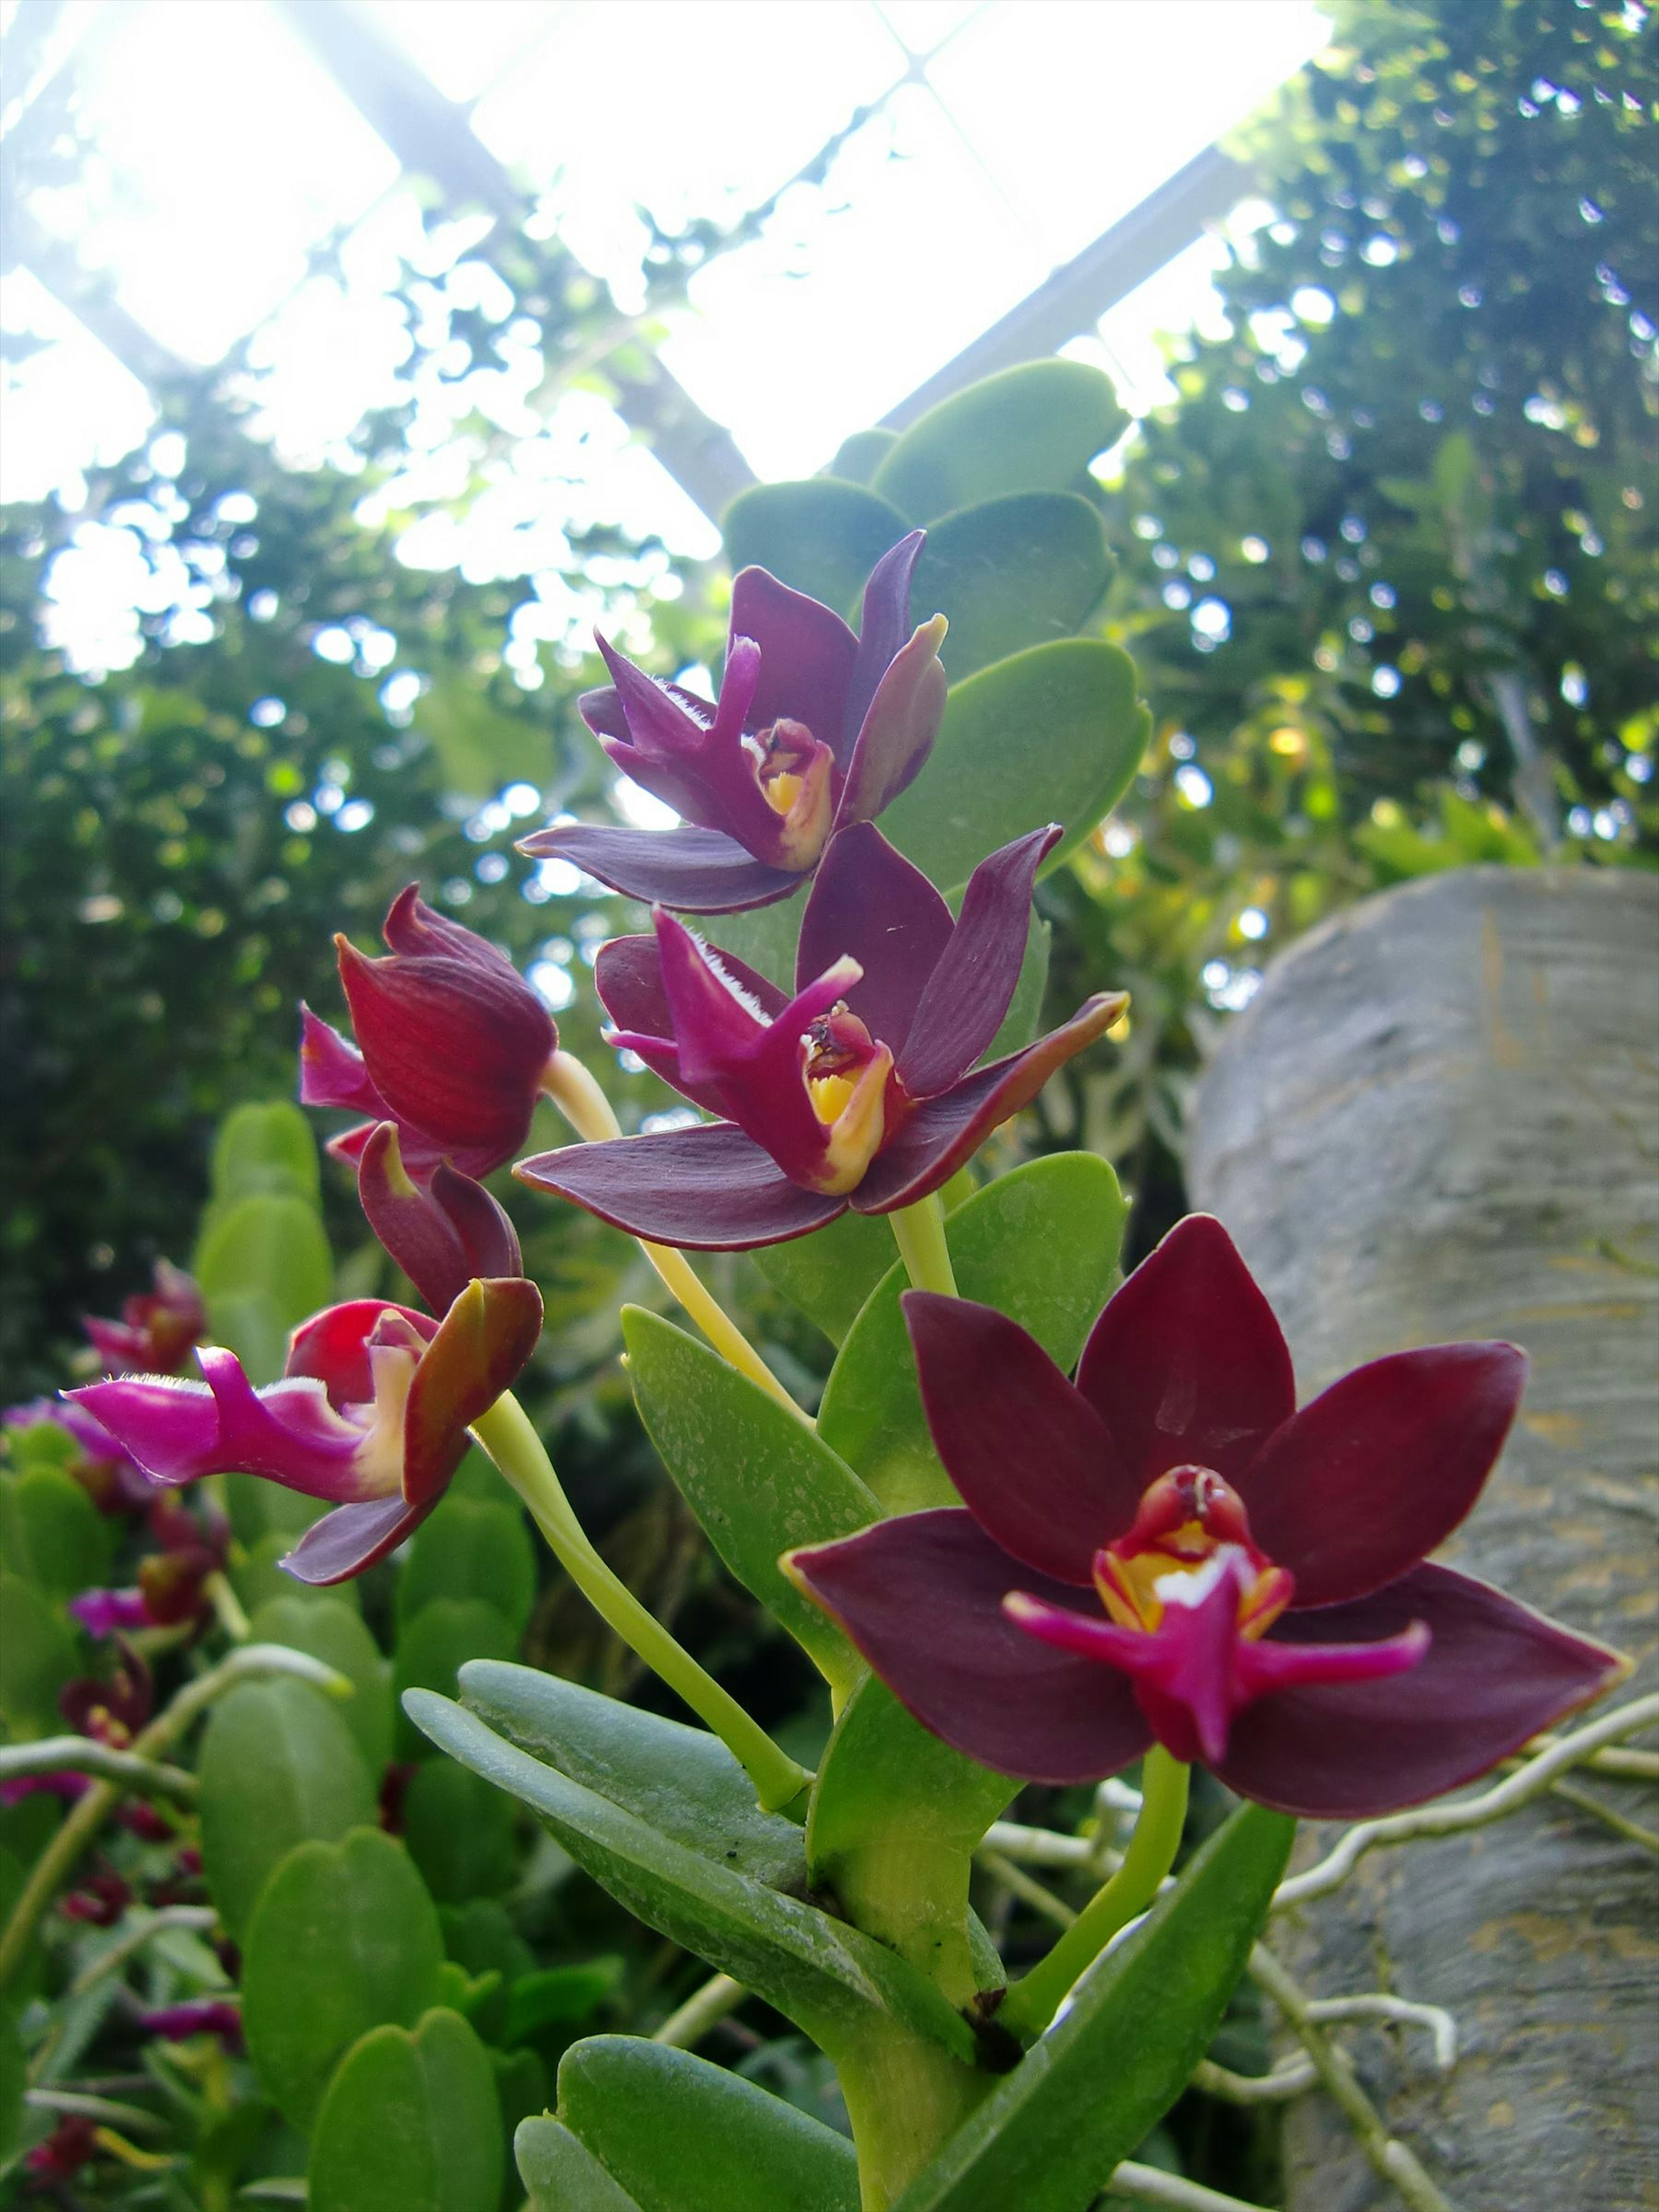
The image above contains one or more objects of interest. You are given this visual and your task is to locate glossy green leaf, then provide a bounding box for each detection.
[891,1804,1296,2212]
[721,479,911,614]
[308,2007,504,2212]
[194,1192,333,1384]
[505,1958,623,2046]
[392,1597,518,1760]
[0,1573,76,1737]
[0,1465,114,1601]
[871,360,1127,524]
[809,1677,1014,2010]
[248,1596,392,1776]
[883,640,1150,896]
[407,1688,975,2066]
[242,1827,445,2132]
[203,1102,321,1240]
[556,2035,860,2212]
[397,1494,537,1642]
[455,1660,805,1895]
[442,1897,535,1987]
[403,1758,518,1904]
[622,1307,878,1697]
[197,1679,376,1939]
[519,2118,644,2212]
[826,427,899,486]
[914,494,1114,681]
[819,1154,1126,1513]
[750,1170,976,1344]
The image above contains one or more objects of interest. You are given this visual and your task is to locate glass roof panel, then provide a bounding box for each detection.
[359,0,561,104]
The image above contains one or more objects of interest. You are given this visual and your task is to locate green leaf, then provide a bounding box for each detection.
[882,640,1150,896]
[197,1679,376,1939]
[621,1307,878,1697]
[419,673,550,802]
[247,1597,393,1776]
[699,880,808,992]
[721,479,911,613]
[207,1100,320,1211]
[308,2008,505,2212]
[890,1805,1296,2212]
[402,1759,518,1904]
[407,1688,976,2066]
[808,1677,1014,2009]
[555,2035,860,2212]
[397,1495,537,1643]
[751,1208,915,1347]
[0,1465,114,1600]
[392,1598,519,1760]
[194,1192,333,1385]
[915,494,1114,681]
[504,1958,623,2046]
[242,1827,445,2132]
[0,2001,22,2168]
[819,1154,1126,1513]
[982,911,1050,1063]
[871,361,1127,524]
[442,1897,535,1988]
[826,428,899,486]
[455,1661,805,1895]
[232,1527,355,1609]
[0,1573,76,1736]
[519,2118,644,2212]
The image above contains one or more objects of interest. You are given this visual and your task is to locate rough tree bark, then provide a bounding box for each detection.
[1188,865,1659,2212]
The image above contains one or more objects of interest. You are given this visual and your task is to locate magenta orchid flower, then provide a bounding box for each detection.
[83,1259,206,1376]
[138,1999,243,2050]
[301,887,556,1179]
[518,822,1125,1250]
[787,1216,1624,1818]
[69,1278,542,1584]
[70,1497,228,1640]
[4,1398,153,1514]
[520,535,947,913]
[353,1121,523,1315]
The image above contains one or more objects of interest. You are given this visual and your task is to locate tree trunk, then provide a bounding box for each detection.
[1187,864,1659,2212]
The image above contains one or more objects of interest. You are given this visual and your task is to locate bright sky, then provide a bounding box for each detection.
[0,0,1327,641]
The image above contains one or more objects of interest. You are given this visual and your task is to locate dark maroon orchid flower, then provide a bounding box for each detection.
[301,887,556,1179]
[138,1999,244,2050]
[62,1869,131,1926]
[521,535,947,913]
[518,822,1125,1250]
[27,2115,99,2178]
[354,1121,522,1314]
[70,1496,229,1641]
[68,1277,542,1584]
[83,1259,206,1377]
[788,1216,1625,1819]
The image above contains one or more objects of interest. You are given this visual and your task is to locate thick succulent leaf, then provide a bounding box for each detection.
[197,1679,376,1940]
[890,1805,1296,2212]
[0,1465,114,1602]
[871,360,1128,524]
[881,640,1150,896]
[721,479,912,616]
[752,1207,927,1347]
[194,1192,333,1384]
[406,1688,976,2065]
[396,1493,537,1641]
[402,1759,519,1904]
[519,2119,645,2212]
[912,494,1114,679]
[622,1306,879,1698]
[196,1099,321,1247]
[307,2008,503,2212]
[819,1154,1126,1513]
[555,2036,861,2212]
[246,1595,393,1775]
[809,1676,1015,2010]
[456,1659,806,1893]
[0,1573,76,1736]
[391,1597,518,1761]
[242,1827,444,2132]
[826,428,899,486]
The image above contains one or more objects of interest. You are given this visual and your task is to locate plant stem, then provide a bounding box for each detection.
[540,1050,807,1421]
[0,1738,197,1805]
[999,1746,1190,2040]
[470,1391,810,1814]
[887,1190,958,1296]
[652,1971,745,2047]
[834,2014,992,2212]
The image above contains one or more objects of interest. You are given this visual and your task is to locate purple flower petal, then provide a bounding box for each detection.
[69,1588,152,1637]
[298,1005,386,1118]
[796,823,953,1058]
[402,1276,543,1505]
[518,822,804,912]
[1214,1563,1628,1819]
[788,1510,1150,1786]
[904,1293,1138,1583]
[286,1299,436,1408]
[729,566,857,756]
[835,614,947,831]
[1074,1216,1296,1493]
[853,992,1125,1214]
[356,1125,521,1315]
[841,530,925,749]
[895,826,1059,1095]
[516,1122,847,1249]
[1242,1343,1528,1608]
[596,933,788,1036]
[379,885,524,979]
[282,1492,436,1584]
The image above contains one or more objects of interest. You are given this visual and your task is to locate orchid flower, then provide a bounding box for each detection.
[83,1259,206,1376]
[788,1216,1624,1818]
[69,1278,542,1584]
[518,822,1125,1249]
[301,886,556,1179]
[521,535,947,913]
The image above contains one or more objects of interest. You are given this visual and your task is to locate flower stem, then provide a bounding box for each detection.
[887,1191,958,1297]
[540,1051,808,1423]
[998,1747,1190,2040]
[470,1391,810,1814]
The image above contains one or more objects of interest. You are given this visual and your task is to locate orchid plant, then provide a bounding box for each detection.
[1,362,1640,2212]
